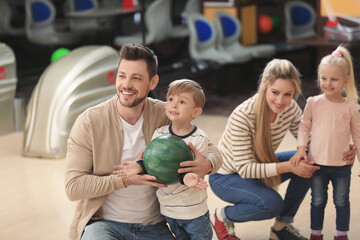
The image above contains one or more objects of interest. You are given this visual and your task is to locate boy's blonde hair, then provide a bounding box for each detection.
[318,45,359,104]
[167,79,205,108]
[254,59,302,188]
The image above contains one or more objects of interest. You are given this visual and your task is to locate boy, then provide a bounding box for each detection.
[119,79,213,240]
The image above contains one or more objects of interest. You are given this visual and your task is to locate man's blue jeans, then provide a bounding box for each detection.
[311,164,351,231]
[165,211,213,240]
[81,219,175,240]
[209,150,311,224]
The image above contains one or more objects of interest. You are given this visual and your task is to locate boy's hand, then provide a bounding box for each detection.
[183,173,208,190]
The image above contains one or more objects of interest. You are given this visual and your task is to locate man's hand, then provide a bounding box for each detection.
[113,152,167,188]
[178,142,212,178]
[113,161,142,177]
[120,174,167,188]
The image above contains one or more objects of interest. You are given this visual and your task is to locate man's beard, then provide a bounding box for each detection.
[117,94,146,108]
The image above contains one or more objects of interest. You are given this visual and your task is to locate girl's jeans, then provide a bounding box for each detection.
[209,150,311,224]
[311,164,351,231]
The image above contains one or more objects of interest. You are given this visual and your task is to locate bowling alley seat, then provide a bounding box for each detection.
[114,0,172,46]
[25,0,81,45]
[284,0,316,40]
[213,11,275,60]
[63,0,101,31]
[0,43,17,135]
[169,0,201,39]
[0,0,25,36]
[23,45,119,158]
[187,13,233,64]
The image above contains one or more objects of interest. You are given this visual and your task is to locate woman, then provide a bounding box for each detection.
[209,59,356,240]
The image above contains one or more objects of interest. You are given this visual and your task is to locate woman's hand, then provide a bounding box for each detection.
[343,144,356,166]
[178,142,212,179]
[290,160,319,178]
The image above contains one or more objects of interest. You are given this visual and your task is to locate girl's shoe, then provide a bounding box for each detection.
[310,234,323,240]
[334,235,348,240]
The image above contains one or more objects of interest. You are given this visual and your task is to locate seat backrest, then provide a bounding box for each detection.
[0,1,12,35]
[188,13,218,58]
[66,0,98,13]
[25,0,55,28]
[0,43,17,135]
[180,0,200,25]
[284,1,316,40]
[214,11,241,47]
[185,0,200,17]
[144,0,172,43]
[0,1,25,36]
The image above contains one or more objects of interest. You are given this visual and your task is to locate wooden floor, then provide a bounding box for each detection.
[1,114,359,240]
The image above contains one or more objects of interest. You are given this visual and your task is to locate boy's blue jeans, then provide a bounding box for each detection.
[81,219,175,240]
[165,211,213,240]
[209,150,311,224]
[311,164,351,231]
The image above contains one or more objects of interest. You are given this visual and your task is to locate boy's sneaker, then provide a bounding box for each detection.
[310,234,323,240]
[270,224,308,240]
[334,235,348,240]
[210,210,240,240]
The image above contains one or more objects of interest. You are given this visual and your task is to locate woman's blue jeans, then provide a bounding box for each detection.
[310,164,351,231]
[209,150,311,224]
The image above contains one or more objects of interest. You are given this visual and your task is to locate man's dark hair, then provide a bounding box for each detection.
[119,43,158,79]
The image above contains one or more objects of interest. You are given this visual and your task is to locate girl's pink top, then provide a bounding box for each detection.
[298,94,360,166]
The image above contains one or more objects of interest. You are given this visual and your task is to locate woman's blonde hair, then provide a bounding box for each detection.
[167,79,205,108]
[254,59,301,188]
[318,45,359,104]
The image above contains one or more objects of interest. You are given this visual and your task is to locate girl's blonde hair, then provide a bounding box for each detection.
[167,79,205,108]
[254,59,301,188]
[318,45,359,104]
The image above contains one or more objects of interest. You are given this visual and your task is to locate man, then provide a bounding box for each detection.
[65,43,223,240]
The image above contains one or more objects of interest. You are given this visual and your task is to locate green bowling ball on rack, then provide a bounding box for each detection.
[50,48,71,63]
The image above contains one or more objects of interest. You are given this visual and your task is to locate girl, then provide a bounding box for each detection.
[208,58,356,240]
[290,46,360,240]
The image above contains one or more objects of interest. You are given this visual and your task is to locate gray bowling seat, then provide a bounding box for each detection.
[23,45,119,158]
[214,11,275,60]
[0,0,25,36]
[114,0,172,46]
[0,43,17,135]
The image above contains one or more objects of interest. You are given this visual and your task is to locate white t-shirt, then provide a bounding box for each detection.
[102,113,164,225]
